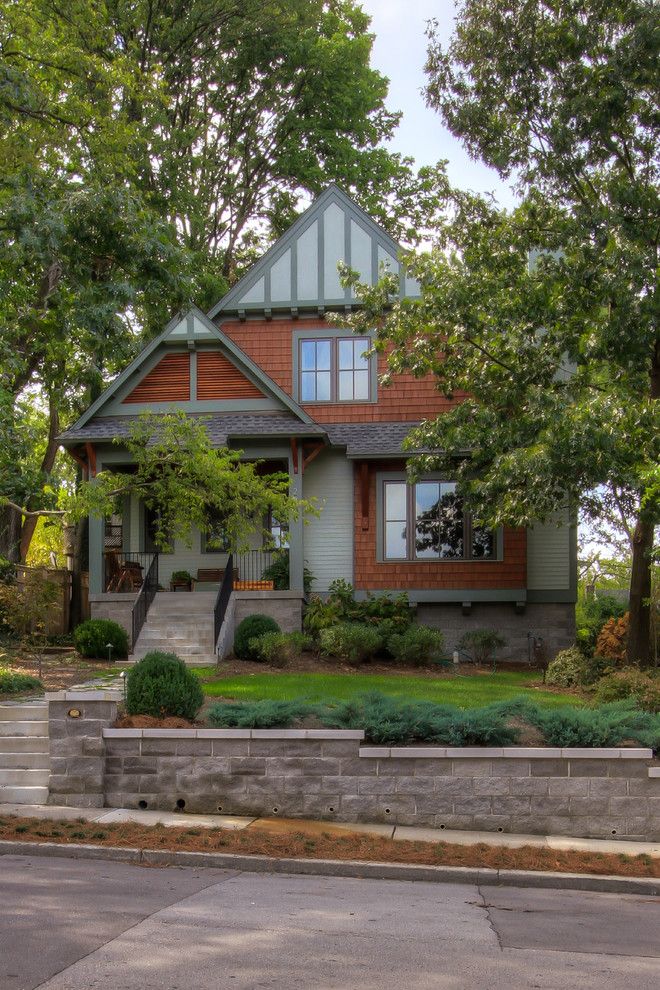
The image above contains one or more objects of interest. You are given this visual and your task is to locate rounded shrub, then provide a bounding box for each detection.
[387,625,445,666]
[74,618,128,659]
[125,651,203,720]
[319,622,381,665]
[592,670,660,713]
[545,646,590,687]
[234,614,281,660]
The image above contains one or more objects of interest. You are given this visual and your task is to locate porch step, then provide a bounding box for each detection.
[0,736,49,753]
[0,703,48,721]
[0,785,49,804]
[0,720,49,737]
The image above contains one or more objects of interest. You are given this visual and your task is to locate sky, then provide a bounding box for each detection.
[359,0,518,208]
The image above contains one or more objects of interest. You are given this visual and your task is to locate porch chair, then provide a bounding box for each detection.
[105,552,144,593]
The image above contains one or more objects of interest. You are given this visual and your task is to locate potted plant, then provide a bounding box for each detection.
[170,569,193,592]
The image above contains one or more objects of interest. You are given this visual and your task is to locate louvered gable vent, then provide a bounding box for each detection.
[123,353,190,403]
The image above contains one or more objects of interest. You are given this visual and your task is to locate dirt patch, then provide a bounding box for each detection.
[0,640,118,694]
[0,814,656,878]
[114,714,198,729]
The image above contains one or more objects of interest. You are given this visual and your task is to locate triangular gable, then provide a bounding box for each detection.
[69,306,314,431]
[208,184,420,318]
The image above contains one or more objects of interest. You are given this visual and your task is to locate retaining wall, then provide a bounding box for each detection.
[46,695,659,840]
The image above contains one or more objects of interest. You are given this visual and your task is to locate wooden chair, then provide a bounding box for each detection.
[105,552,143,592]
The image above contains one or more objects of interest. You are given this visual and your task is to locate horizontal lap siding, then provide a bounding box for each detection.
[196,351,263,400]
[527,513,572,590]
[354,462,527,592]
[123,353,190,403]
[302,451,354,591]
[220,318,455,422]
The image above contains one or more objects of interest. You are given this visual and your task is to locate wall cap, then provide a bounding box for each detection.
[47,691,122,702]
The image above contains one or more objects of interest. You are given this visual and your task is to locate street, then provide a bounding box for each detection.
[1,854,658,989]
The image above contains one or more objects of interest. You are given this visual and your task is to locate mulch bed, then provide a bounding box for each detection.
[0,815,656,879]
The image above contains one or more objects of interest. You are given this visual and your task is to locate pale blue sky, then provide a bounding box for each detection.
[360,0,517,207]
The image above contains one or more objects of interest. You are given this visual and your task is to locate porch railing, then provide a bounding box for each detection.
[235,549,277,587]
[104,551,157,593]
[131,553,159,648]
[214,553,234,648]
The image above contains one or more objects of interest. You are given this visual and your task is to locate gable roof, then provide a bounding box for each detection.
[64,306,314,436]
[209,184,420,318]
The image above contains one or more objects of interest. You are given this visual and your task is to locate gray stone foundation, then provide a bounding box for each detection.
[416,602,576,662]
[89,594,136,649]
[233,591,303,634]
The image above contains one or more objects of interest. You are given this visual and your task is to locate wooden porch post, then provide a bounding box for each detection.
[288,448,305,592]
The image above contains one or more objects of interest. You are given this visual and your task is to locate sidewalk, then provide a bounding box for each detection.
[1,802,658,858]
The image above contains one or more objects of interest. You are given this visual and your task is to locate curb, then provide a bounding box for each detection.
[1,840,658,895]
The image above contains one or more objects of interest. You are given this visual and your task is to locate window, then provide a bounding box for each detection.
[144,504,172,553]
[382,480,495,562]
[266,511,288,549]
[202,507,231,553]
[299,336,371,402]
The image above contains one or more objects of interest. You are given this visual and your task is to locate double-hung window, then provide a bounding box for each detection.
[299,336,371,402]
[202,507,231,553]
[382,480,495,561]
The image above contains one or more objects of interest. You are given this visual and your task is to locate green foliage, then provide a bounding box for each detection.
[592,671,660,714]
[0,573,59,645]
[126,651,204,721]
[304,581,412,640]
[171,570,192,583]
[261,550,314,595]
[247,631,312,668]
[576,595,627,655]
[205,692,660,750]
[0,668,42,694]
[387,625,445,667]
[524,700,659,750]
[546,647,588,688]
[319,623,382,665]
[234,614,281,661]
[457,629,507,668]
[74,619,128,659]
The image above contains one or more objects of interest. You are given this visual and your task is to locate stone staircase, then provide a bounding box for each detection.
[130,592,217,665]
[0,699,50,804]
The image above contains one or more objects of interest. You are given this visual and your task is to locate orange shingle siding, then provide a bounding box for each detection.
[123,353,190,403]
[196,351,263,400]
[220,318,456,422]
[353,462,527,592]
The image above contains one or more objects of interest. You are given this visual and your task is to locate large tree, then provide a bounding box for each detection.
[349,0,659,663]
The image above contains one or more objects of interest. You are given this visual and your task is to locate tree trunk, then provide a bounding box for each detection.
[626,513,654,666]
[0,504,22,563]
[68,518,88,630]
[19,399,60,562]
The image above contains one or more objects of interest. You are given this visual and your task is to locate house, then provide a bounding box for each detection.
[59,185,576,661]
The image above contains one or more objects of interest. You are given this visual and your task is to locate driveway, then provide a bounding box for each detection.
[1,854,658,989]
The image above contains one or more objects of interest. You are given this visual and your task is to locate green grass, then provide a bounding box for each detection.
[191,668,582,709]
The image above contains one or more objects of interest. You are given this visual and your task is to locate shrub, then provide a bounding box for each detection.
[74,618,128,659]
[526,699,659,750]
[126,651,203,720]
[457,629,507,668]
[208,698,316,729]
[0,668,42,694]
[576,594,627,655]
[261,550,314,595]
[595,612,629,663]
[171,570,192,583]
[248,630,312,667]
[387,625,445,666]
[304,581,412,639]
[592,670,660,713]
[234,614,280,660]
[545,647,589,687]
[319,622,381,665]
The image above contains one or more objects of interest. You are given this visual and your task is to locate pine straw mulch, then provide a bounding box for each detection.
[0,814,657,879]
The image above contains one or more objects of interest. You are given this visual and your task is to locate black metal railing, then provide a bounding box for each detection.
[131,553,159,647]
[235,549,279,586]
[214,553,234,648]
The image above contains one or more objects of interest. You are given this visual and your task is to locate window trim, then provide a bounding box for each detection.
[376,472,502,564]
[292,327,378,405]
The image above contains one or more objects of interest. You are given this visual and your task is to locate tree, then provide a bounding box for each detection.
[348,0,659,664]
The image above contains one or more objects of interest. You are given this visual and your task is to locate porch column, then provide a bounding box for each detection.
[288,453,304,592]
[88,510,104,595]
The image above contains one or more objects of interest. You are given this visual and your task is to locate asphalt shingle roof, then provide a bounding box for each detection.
[323,422,423,457]
[59,413,325,446]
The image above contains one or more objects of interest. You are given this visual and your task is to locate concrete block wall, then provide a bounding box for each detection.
[89,595,135,649]
[101,728,659,841]
[47,692,121,807]
[416,602,576,662]
[233,591,304,634]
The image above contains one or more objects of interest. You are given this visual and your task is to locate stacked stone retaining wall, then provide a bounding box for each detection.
[46,695,659,840]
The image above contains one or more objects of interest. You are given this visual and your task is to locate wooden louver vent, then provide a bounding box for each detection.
[123,353,191,404]
[196,351,263,400]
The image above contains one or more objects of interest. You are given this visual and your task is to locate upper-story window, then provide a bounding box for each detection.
[299,336,371,402]
[382,480,496,562]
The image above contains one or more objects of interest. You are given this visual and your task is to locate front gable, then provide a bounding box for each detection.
[66,306,314,434]
[209,184,420,319]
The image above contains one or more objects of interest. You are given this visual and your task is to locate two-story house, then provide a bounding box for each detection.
[59,185,576,661]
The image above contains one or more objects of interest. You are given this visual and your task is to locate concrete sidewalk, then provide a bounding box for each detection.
[1,802,658,857]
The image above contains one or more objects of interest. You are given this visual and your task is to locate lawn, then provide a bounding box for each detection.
[192,668,582,709]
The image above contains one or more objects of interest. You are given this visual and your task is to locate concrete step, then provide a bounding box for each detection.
[0,736,49,753]
[0,704,48,721]
[0,768,49,786]
[0,785,49,804]
[0,721,49,737]
[126,655,216,667]
[138,629,214,639]
[0,753,50,769]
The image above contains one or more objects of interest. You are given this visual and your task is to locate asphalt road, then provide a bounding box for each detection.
[1,854,658,990]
